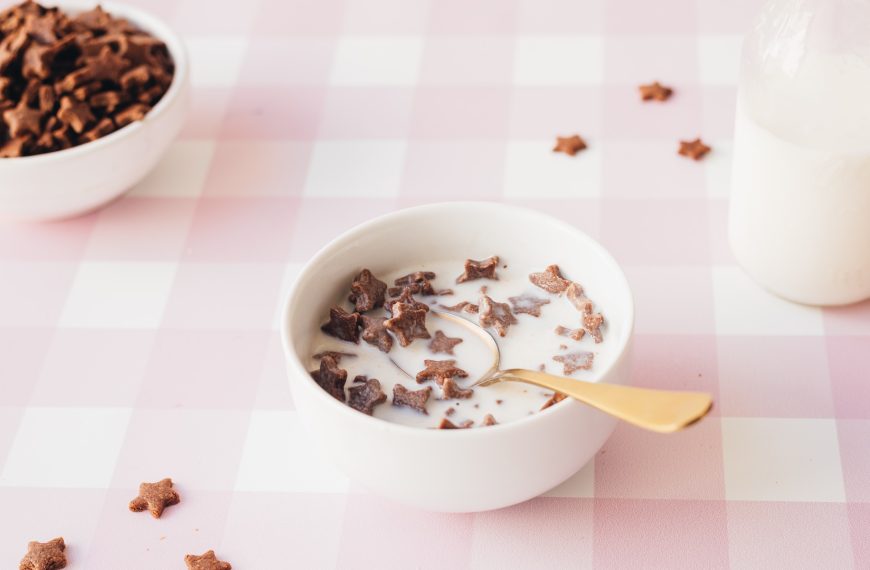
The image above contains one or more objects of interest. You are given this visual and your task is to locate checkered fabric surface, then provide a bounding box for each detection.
[1,0,869,567]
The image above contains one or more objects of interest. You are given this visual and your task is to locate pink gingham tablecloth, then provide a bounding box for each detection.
[1,0,868,567]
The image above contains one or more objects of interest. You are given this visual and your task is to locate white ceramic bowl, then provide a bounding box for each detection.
[0,1,189,222]
[281,202,634,512]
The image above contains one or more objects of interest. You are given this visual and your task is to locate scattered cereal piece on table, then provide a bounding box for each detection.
[129,478,180,519]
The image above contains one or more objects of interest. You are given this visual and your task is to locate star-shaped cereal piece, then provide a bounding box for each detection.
[482,414,497,426]
[19,537,66,570]
[84,46,130,82]
[310,354,347,402]
[360,314,393,353]
[347,376,387,415]
[392,384,431,414]
[0,136,30,158]
[384,302,430,347]
[566,282,593,314]
[386,287,429,315]
[128,478,180,518]
[541,392,567,410]
[553,134,587,156]
[3,100,43,138]
[389,272,436,297]
[320,306,361,344]
[57,95,95,134]
[678,138,711,160]
[508,293,550,317]
[439,300,478,314]
[184,550,232,570]
[583,313,604,343]
[416,359,468,386]
[553,351,594,375]
[555,325,585,341]
[639,81,673,102]
[428,330,463,355]
[529,264,571,294]
[441,377,473,399]
[348,268,387,312]
[455,255,500,283]
[478,294,517,337]
[312,350,356,363]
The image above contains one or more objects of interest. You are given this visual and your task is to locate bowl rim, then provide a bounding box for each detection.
[0,0,188,166]
[280,201,636,438]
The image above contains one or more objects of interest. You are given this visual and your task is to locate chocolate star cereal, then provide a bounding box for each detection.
[529,264,571,294]
[384,302,430,347]
[639,81,673,102]
[566,282,593,314]
[313,350,356,363]
[554,325,585,341]
[456,255,500,283]
[360,314,393,353]
[349,268,387,312]
[553,134,587,156]
[482,414,497,426]
[389,270,436,297]
[541,392,567,410]
[553,351,594,375]
[320,306,361,344]
[184,550,231,570]
[479,294,517,337]
[583,313,604,343]
[0,1,174,157]
[386,287,429,315]
[19,537,66,570]
[508,293,550,317]
[678,138,711,160]
[440,300,478,314]
[348,376,387,415]
[441,377,473,399]
[392,384,431,414]
[416,359,468,386]
[310,355,347,402]
[128,477,180,518]
[428,330,463,355]
[437,418,459,429]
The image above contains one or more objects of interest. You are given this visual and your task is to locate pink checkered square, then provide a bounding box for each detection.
[508,87,602,138]
[160,263,284,330]
[624,266,716,334]
[471,497,594,567]
[504,198,602,239]
[178,87,232,140]
[136,330,270,410]
[253,333,295,410]
[336,493,473,568]
[182,198,299,262]
[596,418,725,499]
[698,0,761,33]
[342,0,430,34]
[250,0,346,36]
[111,410,251,491]
[826,336,870,419]
[220,87,326,140]
[630,334,720,405]
[84,198,196,261]
[604,36,700,84]
[410,87,512,139]
[850,503,870,568]
[708,199,737,264]
[701,86,738,139]
[824,300,870,335]
[605,0,699,34]
[0,262,78,327]
[0,214,96,262]
[837,420,870,502]
[602,141,707,198]
[717,336,835,418]
[400,141,507,200]
[516,0,605,33]
[726,502,854,569]
[172,0,258,34]
[31,330,156,407]
[0,329,53,405]
[428,0,517,35]
[203,141,312,197]
[593,499,729,568]
[318,87,415,138]
[600,199,711,265]
[222,493,346,567]
[419,37,515,85]
[237,38,336,86]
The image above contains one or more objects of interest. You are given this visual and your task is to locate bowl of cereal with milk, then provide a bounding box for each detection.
[281,202,634,512]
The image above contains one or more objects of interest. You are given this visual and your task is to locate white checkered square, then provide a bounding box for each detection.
[304,140,407,198]
[129,140,216,198]
[513,36,604,85]
[504,141,601,198]
[185,37,249,87]
[330,37,424,85]
[698,35,743,85]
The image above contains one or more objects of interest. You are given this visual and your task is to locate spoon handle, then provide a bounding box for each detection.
[499,369,713,433]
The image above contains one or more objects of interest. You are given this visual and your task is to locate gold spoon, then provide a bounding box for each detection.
[394,311,713,433]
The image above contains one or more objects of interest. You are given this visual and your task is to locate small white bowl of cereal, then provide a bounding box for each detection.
[0,1,188,221]
[281,202,635,512]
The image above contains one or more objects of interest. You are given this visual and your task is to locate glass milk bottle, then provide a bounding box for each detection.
[729,0,870,306]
